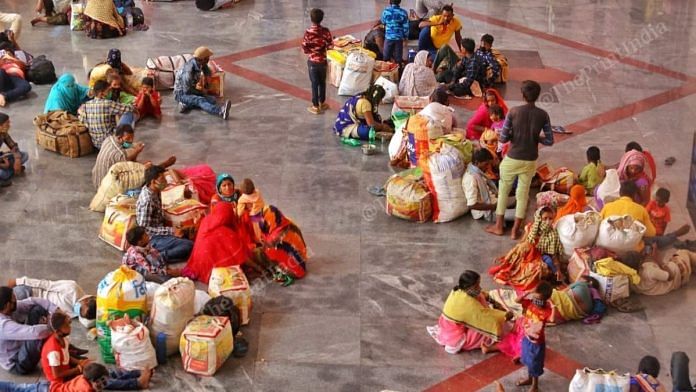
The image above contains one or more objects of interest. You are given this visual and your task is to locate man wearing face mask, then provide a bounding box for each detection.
[0,286,57,375]
[173,46,231,120]
[475,34,501,87]
[91,124,176,189]
[136,165,194,263]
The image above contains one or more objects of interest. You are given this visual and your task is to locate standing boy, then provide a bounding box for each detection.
[380,0,409,64]
[301,8,332,115]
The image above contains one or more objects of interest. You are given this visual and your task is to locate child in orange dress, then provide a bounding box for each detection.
[134,77,161,120]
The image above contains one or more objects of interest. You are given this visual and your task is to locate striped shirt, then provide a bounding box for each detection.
[77,98,132,149]
[91,135,127,189]
[136,186,174,237]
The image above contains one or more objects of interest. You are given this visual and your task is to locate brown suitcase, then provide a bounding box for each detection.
[34,111,93,158]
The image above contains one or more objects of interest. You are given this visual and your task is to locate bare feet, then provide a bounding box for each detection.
[675,224,691,237]
[494,380,505,392]
[480,342,498,354]
[0,94,6,107]
[485,224,504,236]
[510,218,524,240]
[138,368,152,389]
[31,18,41,26]
[516,377,532,386]
[161,155,176,168]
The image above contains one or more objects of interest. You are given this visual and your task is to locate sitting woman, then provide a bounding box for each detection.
[334,85,393,140]
[83,0,126,39]
[489,207,562,291]
[210,172,241,212]
[183,202,256,284]
[31,0,70,26]
[363,23,385,61]
[399,50,438,97]
[618,149,653,206]
[465,88,508,140]
[89,49,142,95]
[419,86,456,133]
[44,74,90,115]
[427,270,511,354]
[0,46,31,107]
[553,185,588,223]
[432,44,460,83]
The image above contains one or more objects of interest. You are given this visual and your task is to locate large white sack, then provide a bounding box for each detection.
[338,52,375,96]
[595,215,646,255]
[556,211,601,257]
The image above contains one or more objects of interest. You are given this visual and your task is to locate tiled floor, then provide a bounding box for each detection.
[2,0,696,391]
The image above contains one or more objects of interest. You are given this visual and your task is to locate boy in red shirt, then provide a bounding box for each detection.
[41,311,89,384]
[646,188,671,236]
[516,282,553,392]
[301,8,333,114]
[134,77,161,121]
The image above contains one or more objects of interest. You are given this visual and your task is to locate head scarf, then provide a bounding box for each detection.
[84,0,125,29]
[44,74,90,115]
[106,49,122,70]
[527,207,563,256]
[399,50,438,97]
[363,84,386,115]
[216,173,238,203]
[484,88,508,116]
[554,185,587,223]
[618,149,652,182]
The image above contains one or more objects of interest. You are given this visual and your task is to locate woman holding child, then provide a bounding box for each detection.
[465,88,507,141]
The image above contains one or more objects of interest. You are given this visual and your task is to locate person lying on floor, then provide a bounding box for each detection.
[623,248,696,296]
[0,39,31,107]
[136,165,194,262]
[91,123,176,189]
[31,0,70,26]
[78,80,135,149]
[7,276,96,329]
[122,226,182,283]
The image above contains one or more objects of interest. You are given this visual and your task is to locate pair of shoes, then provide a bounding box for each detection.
[221,100,232,120]
[307,106,321,115]
[319,102,330,111]
[178,102,189,114]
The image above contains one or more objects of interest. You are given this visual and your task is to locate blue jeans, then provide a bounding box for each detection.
[383,39,404,63]
[150,235,193,262]
[175,92,222,116]
[307,60,327,107]
[118,111,136,128]
[0,381,50,392]
[0,150,29,181]
[0,69,31,103]
[418,26,437,59]
[105,369,141,390]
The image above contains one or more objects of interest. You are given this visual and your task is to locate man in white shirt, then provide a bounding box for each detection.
[462,148,515,222]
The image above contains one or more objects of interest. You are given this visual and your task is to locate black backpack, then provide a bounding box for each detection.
[200,296,241,336]
[131,7,144,26]
[27,55,57,85]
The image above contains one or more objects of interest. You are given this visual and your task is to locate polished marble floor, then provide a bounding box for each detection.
[1,0,696,390]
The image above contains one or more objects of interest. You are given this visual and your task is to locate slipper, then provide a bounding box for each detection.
[665,156,676,166]
[552,126,572,134]
[611,298,644,313]
[367,186,386,197]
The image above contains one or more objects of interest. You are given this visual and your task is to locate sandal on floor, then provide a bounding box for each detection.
[367,186,386,197]
[611,298,644,313]
[665,156,676,166]
[552,125,572,134]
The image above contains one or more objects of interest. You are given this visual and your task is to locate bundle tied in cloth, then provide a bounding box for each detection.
[34,110,93,158]
[90,161,146,212]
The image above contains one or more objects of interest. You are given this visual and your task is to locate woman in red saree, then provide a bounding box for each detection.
[465,88,508,140]
[183,202,254,284]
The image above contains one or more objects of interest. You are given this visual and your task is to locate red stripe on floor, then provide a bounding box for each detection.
[218,21,377,63]
[423,353,521,392]
[455,7,692,82]
[422,349,584,392]
[222,63,342,109]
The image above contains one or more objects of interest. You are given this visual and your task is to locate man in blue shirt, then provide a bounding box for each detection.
[174,46,231,120]
[475,34,501,87]
[380,0,409,64]
[447,38,486,97]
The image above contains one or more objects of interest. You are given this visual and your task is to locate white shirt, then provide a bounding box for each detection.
[15,277,85,318]
[462,171,498,220]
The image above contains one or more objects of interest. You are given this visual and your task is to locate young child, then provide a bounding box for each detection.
[631,356,666,392]
[135,77,162,121]
[41,311,90,384]
[237,178,266,217]
[0,112,28,186]
[646,188,671,236]
[527,207,565,282]
[301,8,332,114]
[517,282,553,392]
[487,104,508,156]
[123,226,181,283]
[479,131,500,181]
[52,362,151,391]
[380,0,409,64]
[106,70,135,106]
[578,146,605,194]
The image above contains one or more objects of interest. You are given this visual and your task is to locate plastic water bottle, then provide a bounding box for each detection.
[368,126,376,146]
[408,49,416,63]
[341,137,361,147]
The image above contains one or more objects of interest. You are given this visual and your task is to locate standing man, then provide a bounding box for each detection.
[174,46,231,120]
[136,165,194,262]
[486,80,553,239]
[418,4,462,59]
[380,0,409,64]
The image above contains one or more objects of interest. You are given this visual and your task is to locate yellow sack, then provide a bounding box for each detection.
[180,316,233,376]
[327,50,347,65]
[90,161,146,212]
[97,266,148,364]
[208,266,252,326]
[594,257,640,284]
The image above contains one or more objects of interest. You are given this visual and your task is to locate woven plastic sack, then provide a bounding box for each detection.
[556,211,601,257]
[150,278,195,356]
[595,215,647,256]
[385,168,432,222]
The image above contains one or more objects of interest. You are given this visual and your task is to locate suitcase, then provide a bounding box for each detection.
[34,111,93,158]
[99,197,137,251]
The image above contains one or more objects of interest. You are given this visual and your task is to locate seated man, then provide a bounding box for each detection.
[78,80,135,149]
[417,4,462,58]
[123,226,182,283]
[136,165,194,262]
[474,34,501,87]
[414,0,445,19]
[462,148,514,222]
[0,286,57,375]
[446,38,486,97]
[7,277,96,329]
[174,46,231,120]
[0,112,28,187]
